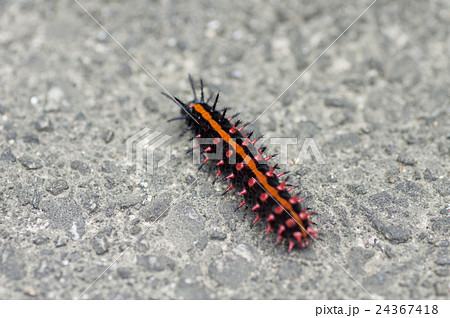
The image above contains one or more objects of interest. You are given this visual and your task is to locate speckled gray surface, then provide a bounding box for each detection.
[0,0,449,299]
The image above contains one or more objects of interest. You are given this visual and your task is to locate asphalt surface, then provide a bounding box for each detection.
[0,0,449,299]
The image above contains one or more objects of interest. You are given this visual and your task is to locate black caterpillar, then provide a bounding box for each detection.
[164,76,317,251]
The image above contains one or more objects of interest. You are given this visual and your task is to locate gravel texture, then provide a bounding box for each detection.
[0,0,449,299]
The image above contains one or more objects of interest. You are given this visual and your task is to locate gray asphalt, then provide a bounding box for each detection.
[0,0,449,299]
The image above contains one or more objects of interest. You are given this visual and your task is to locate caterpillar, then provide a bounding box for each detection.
[164,76,317,251]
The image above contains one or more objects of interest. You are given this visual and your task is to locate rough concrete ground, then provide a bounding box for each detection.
[0,0,449,299]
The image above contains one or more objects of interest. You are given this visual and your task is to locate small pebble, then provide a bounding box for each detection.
[32,236,49,245]
[396,154,416,166]
[91,234,109,255]
[46,179,69,196]
[102,130,114,143]
[34,115,54,132]
[210,231,227,240]
[0,147,16,162]
[117,267,132,279]
[324,98,354,108]
[54,236,68,247]
[19,156,43,170]
[23,133,39,144]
